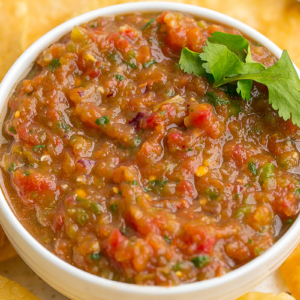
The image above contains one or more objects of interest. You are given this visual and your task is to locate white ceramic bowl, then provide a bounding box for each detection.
[1,2,300,300]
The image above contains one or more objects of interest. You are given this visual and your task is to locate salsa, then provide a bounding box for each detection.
[1,11,300,286]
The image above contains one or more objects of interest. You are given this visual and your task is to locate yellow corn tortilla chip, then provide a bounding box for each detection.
[236,292,295,300]
[0,227,5,248]
[0,226,17,262]
[0,0,27,82]
[280,243,300,300]
[0,237,18,263]
[0,275,40,300]
[23,0,112,49]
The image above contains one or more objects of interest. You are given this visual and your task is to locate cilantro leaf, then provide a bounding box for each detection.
[191,255,210,268]
[49,58,60,72]
[222,51,300,125]
[200,41,265,86]
[208,32,255,63]
[248,161,257,176]
[32,144,46,152]
[122,60,137,69]
[179,47,206,77]
[237,80,253,101]
[115,74,125,81]
[141,18,155,31]
[9,126,16,134]
[95,115,110,126]
[179,31,300,126]
[143,59,157,69]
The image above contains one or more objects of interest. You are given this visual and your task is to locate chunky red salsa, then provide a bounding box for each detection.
[1,11,300,286]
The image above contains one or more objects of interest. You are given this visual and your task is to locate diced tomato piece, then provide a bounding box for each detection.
[105,228,127,257]
[13,170,58,205]
[146,114,159,128]
[176,180,196,200]
[136,45,151,64]
[183,223,217,254]
[87,68,100,78]
[18,124,40,145]
[108,33,131,53]
[272,193,299,217]
[187,109,212,128]
[232,143,247,167]
[186,27,203,52]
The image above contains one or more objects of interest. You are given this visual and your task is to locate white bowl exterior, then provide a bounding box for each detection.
[1,2,300,300]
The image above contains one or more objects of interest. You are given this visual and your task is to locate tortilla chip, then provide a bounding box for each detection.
[0,237,18,263]
[236,292,295,300]
[23,0,112,49]
[0,226,17,262]
[280,243,300,300]
[0,0,27,82]
[0,275,40,300]
[0,227,5,249]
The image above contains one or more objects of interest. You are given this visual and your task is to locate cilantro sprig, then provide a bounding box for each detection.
[179,32,300,126]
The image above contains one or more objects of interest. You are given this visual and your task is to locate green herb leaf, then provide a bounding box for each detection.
[200,41,265,88]
[286,219,293,225]
[49,58,61,72]
[149,180,168,187]
[95,115,110,126]
[61,123,70,132]
[23,170,30,177]
[90,202,102,214]
[201,42,300,125]
[108,53,118,61]
[179,30,300,126]
[205,188,218,200]
[115,74,125,81]
[32,144,46,152]
[179,47,206,77]
[230,51,300,125]
[248,161,257,176]
[9,126,16,134]
[191,255,210,268]
[205,91,229,107]
[134,137,142,146]
[173,262,183,271]
[208,32,255,63]
[143,59,157,69]
[110,203,118,212]
[90,252,101,260]
[237,80,253,101]
[164,235,172,245]
[8,162,16,172]
[122,60,137,69]
[141,18,155,30]
[132,179,138,186]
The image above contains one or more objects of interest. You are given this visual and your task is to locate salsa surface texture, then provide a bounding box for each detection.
[1,11,300,286]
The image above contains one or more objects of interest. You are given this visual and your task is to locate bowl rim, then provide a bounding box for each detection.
[1,1,300,296]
